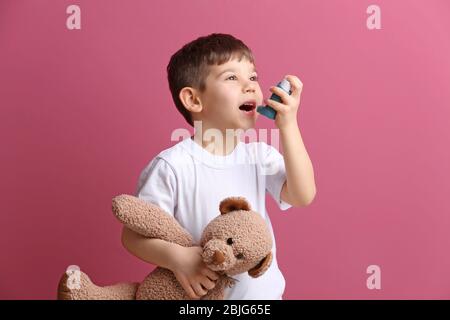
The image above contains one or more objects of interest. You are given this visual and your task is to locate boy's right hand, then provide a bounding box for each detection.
[168,245,220,299]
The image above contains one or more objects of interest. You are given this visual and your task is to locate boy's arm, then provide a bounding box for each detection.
[279,122,316,207]
[121,226,180,270]
[265,75,316,207]
[121,226,219,300]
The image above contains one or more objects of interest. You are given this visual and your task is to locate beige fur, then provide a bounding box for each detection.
[57,195,273,300]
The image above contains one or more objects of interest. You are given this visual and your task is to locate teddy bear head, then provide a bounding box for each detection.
[200,197,273,278]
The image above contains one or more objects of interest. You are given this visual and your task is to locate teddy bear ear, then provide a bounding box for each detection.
[248,252,273,278]
[219,197,251,215]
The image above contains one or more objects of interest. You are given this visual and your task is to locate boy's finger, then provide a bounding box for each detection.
[182,282,200,300]
[285,75,303,89]
[203,268,219,281]
[201,278,216,290]
[265,98,287,113]
[285,75,303,99]
[193,283,208,297]
[269,86,291,104]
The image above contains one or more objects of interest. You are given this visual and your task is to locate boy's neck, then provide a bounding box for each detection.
[191,130,240,156]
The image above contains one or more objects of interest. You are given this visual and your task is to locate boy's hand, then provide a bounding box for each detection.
[264,75,303,129]
[168,245,219,299]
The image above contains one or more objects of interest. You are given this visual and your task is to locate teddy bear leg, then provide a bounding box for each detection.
[57,269,139,300]
[136,268,191,300]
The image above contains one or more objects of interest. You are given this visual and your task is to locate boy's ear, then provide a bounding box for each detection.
[179,87,203,113]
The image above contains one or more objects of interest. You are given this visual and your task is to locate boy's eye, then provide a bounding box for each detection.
[226,75,259,81]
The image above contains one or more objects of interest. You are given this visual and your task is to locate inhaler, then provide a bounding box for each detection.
[256,78,292,120]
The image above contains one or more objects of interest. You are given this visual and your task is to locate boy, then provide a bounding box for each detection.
[121,33,316,299]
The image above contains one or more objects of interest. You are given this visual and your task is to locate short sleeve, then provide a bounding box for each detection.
[135,157,177,217]
[263,144,292,211]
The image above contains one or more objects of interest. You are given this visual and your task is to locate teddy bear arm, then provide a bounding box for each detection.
[112,195,193,246]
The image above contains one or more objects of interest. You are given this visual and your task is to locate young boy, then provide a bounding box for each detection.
[121,33,316,300]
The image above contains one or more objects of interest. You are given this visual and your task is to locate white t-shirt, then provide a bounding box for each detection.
[135,136,292,300]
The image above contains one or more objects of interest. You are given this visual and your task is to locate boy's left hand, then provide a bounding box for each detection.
[263,75,303,129]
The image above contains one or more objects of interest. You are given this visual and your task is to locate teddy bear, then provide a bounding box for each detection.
[57,194,273,300]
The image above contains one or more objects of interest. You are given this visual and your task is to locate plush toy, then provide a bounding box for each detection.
[57,195,273,300]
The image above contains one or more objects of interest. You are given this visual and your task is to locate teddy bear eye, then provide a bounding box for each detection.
[227,238,233,245]
[235,253,244,259]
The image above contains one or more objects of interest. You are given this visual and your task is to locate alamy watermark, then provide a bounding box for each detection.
[66,5,81,30]
[366,5,381,30]
[366,264,381,290]
[66,5,382,31]
[65,265,81,290]
[170,120,283,176]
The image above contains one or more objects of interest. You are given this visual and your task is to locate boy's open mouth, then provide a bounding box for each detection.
[239,100,256,112]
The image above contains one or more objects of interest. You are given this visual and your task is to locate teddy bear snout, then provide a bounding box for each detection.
[213,250,225,265]
[202,239,235,271]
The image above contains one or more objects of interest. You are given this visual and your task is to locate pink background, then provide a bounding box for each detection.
[1,0,450,299]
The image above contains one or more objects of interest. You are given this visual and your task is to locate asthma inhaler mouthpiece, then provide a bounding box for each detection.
[257,79,292,120]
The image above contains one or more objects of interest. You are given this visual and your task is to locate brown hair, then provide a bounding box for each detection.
[167,33,255,127]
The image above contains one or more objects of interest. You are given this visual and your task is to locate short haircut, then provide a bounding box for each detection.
[167,33,255,126]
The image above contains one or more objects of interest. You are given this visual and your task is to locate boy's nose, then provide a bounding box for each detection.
[242,79,256,93]
[244,84,256,93]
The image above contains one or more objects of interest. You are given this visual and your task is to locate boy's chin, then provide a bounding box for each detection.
[236,117,257,130]
[218,117,257,132]
[227,123,255,132]
[240,121,257,131]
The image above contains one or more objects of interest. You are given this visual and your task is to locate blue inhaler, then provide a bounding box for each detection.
[257,79,292,120]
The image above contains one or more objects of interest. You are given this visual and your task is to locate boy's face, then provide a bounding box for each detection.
[195,57,263,132]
